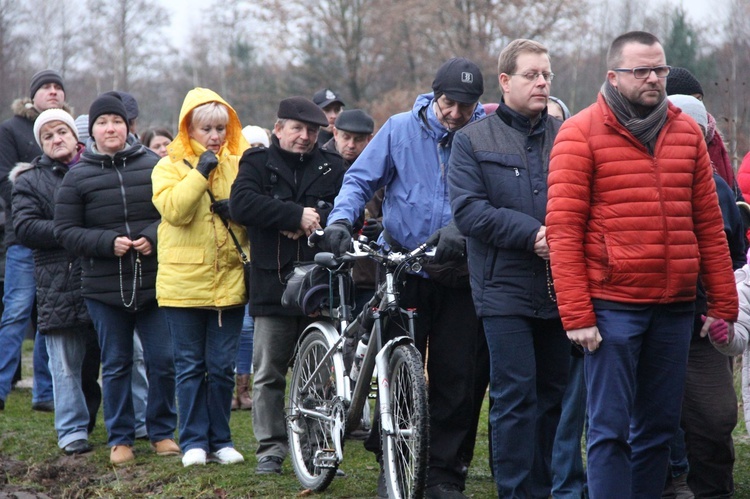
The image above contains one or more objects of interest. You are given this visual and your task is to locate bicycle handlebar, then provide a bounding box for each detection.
[308,229,325,248]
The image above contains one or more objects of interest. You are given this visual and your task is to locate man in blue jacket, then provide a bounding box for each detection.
[447,39,569,497]
[321,58,489,499]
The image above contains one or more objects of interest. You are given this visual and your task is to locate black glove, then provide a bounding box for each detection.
[211,199,231,220]
[425,221,466,264]
[361,218,383,241]
[320,220,352,257]
[195,150,219,178]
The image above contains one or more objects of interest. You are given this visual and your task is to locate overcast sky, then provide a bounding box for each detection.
[162,0,721,50]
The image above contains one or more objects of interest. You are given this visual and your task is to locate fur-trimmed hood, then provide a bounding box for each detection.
[9,161,34,184]
[10,98,73,122]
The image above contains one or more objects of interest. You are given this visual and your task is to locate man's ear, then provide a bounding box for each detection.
[498,73,510,95]
[607,70,618,89]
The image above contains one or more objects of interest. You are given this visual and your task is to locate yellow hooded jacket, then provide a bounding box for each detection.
[152,87,250,308]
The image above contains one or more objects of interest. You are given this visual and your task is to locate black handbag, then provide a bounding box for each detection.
[281,262,331,315]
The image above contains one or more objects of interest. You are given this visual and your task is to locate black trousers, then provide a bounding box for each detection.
[682,333,737,498]
[81,324,102,433]
[365,274,489,488]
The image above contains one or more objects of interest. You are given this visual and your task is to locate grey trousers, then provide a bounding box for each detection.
[252,315,311,459]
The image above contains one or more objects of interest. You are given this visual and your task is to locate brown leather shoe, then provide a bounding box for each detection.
[151,438,181,456]
[110,445,135,465]
[236,374,252,410]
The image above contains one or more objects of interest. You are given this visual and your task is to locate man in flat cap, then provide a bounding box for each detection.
[321,108,375,165]
[319,57,488,498]
[313,88,345,146]
[230,96,345,475]
[0,69,68,413]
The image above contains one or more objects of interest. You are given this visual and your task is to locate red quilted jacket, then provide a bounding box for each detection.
[546,94,738,331]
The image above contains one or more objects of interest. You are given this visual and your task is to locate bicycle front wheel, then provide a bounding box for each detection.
[287,329,345,492]
[382,343,429,499]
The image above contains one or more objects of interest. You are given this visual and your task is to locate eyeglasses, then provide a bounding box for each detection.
[612,65,671,79]
[509,72,554,83]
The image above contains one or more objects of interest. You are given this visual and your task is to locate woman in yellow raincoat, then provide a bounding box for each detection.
[152,88,249,467]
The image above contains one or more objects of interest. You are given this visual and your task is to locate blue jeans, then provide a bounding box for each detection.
[84,298,176,446]
[46,329,93,447]
[668,427,689,477]
[235,306,254,375]
[551,354,587,498]
[33,330,53,403]
[0,245,47,401]
[585,305,693,499]
[132,331,148,438]
[484,315,570,498]
[164,306,243,453]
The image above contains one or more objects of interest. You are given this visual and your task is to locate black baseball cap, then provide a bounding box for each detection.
[312,88,345,109]
[432,57,484,104]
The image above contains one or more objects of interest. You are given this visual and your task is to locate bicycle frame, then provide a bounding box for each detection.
[287,237,433,497]
[294,239,429,450]
[300,247,416,438]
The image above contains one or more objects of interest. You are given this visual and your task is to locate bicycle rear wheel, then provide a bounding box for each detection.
[382,344,429,499]
[287,329,345,492]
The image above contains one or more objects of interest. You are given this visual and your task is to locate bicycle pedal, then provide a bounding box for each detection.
[313,449,338,468]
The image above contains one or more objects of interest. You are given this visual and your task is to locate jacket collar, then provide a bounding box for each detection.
[496,99,548,135]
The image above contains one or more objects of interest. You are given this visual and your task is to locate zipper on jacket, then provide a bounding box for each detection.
[114,161,133,239]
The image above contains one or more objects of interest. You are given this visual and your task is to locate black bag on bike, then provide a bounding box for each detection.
[281,262,331,315]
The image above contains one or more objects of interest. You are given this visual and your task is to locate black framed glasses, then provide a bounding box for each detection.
[510,72,554,83]
[612,65,671,79]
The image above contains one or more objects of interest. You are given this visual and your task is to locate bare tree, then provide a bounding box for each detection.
[84,0,172,92]
[723,0,750,162]
[0,0,30,118]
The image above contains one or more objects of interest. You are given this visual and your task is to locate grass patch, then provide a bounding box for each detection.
[1,340,748,497]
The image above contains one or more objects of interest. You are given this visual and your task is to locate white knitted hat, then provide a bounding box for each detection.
[33,108,78,148]
[668,94,708,133]
[242,125,270,147]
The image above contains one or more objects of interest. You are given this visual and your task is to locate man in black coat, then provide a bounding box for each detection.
[0,69,64,412]
[229,96,345,474]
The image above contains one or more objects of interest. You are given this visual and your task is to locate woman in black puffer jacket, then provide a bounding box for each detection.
[11,108,101,456]
[54,93,177,465]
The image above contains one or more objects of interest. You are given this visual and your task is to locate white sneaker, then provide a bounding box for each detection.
[182,448,207,467]
[207,446,244,465]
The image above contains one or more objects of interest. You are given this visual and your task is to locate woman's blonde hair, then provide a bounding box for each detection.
[189,102,229,128]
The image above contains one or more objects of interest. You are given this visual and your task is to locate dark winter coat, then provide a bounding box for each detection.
[449,101,561,319]
[54,136,161,311]
[0,99,43,247]
[11,153,91,334]
[230,138,345,316]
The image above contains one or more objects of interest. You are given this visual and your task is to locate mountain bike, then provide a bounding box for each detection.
[286,234,433,498]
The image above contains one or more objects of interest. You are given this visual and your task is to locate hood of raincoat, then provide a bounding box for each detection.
[167,87,248,163]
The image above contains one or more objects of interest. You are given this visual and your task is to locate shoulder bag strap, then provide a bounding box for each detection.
[183,159,249,264]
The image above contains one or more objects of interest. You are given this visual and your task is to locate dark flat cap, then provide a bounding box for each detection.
[432,57,484,104]
[334,109,374,134]
[278,97,328,127]
[313,88,345,109]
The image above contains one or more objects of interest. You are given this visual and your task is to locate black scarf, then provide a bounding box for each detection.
[601,81,668,154]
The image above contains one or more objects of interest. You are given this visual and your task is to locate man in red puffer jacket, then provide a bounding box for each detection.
[546,31,738,499]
